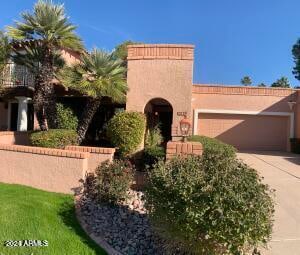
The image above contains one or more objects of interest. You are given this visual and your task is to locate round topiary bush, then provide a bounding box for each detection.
[30,129,78,149]
[144,156,275,254]
[107,111,146,157]
[56,103,78,130]
[95,159,134,204]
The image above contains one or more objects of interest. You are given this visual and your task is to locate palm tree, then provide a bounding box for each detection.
[7,0,83,129]
[12,42,64,130]
[58,49,128,144]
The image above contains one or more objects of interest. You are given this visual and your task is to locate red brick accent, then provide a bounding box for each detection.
[0,144,89,159]
[65,145,115,154]
[193,84,297,97]
[127,44,194,60]
[166,141,203,160]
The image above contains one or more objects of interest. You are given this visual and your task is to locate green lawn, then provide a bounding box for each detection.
[0,183,106,255]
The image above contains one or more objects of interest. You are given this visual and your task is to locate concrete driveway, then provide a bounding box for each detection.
[237,151,300,255]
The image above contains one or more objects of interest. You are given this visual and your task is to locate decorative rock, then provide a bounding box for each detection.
[77,189,185,255]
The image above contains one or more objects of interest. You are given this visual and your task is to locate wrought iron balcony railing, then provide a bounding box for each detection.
[0,63,34,88]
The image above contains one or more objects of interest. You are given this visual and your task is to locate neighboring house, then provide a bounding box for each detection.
[1,43,299,151]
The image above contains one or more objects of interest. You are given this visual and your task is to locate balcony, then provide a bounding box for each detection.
[0,63,34,88]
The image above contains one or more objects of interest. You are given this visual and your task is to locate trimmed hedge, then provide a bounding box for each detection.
[107,111,146,157]
[56,103,78,130]
[30,129,78,149]
[145,156,275,254]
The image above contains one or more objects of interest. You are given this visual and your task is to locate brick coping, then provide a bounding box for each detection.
[0,144,89,159]
[127,44,194,60]
[193,84,296,91]
[192,84,297,97]
[0,131,30,136]
[127,44,194,48]
[65,145,115,154]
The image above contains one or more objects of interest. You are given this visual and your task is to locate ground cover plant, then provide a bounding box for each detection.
[94,160,134,204]
[0,183,106,255]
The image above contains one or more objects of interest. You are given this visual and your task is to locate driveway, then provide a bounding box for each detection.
[237,151,300,255]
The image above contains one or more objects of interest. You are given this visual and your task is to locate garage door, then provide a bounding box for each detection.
[197,113,289,151]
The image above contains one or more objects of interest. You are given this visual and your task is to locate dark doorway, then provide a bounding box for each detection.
[10,103,18,131]
[144,98,173,142]
[27,103,34,130]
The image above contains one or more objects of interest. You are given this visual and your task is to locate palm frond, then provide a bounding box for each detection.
[58,48,128,103]
[12,43,65,75]
[6,0,83,51]
[0,31,11,63]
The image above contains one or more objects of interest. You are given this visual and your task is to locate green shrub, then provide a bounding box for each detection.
[107,111,146,157]
[144,156,275,254]
[188,135,236,169]
[30,129,78,149]
[145,125,163,148]
[56,103,78,130]
[95,160,134,204]
[143,146,165,168]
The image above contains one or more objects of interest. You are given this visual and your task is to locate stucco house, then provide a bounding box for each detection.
[1,43,299,151]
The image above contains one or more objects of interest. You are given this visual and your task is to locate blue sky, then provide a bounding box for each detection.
[1,0,300,86]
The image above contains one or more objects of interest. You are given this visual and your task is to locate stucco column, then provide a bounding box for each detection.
[16,97,29,131]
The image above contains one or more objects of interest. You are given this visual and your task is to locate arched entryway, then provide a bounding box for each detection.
[144,98,173,142]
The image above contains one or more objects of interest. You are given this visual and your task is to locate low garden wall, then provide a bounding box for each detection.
[0,137,116,194]
[0,131,30,145]
[0,144,88,194]
[65,145,115,172]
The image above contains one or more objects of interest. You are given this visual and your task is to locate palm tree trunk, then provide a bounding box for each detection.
[43,82,58,129]
[40,55,58,129]
[33,76,47,131]
[77,98,101,144]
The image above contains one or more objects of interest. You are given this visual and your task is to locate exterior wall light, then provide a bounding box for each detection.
[288,101,297,111]
[180,116,191,142]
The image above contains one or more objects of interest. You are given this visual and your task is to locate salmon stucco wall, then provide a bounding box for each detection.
[0,144,89,194]
[65,145,115,172]
[192,85,296,113]
[126,44,194,138]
